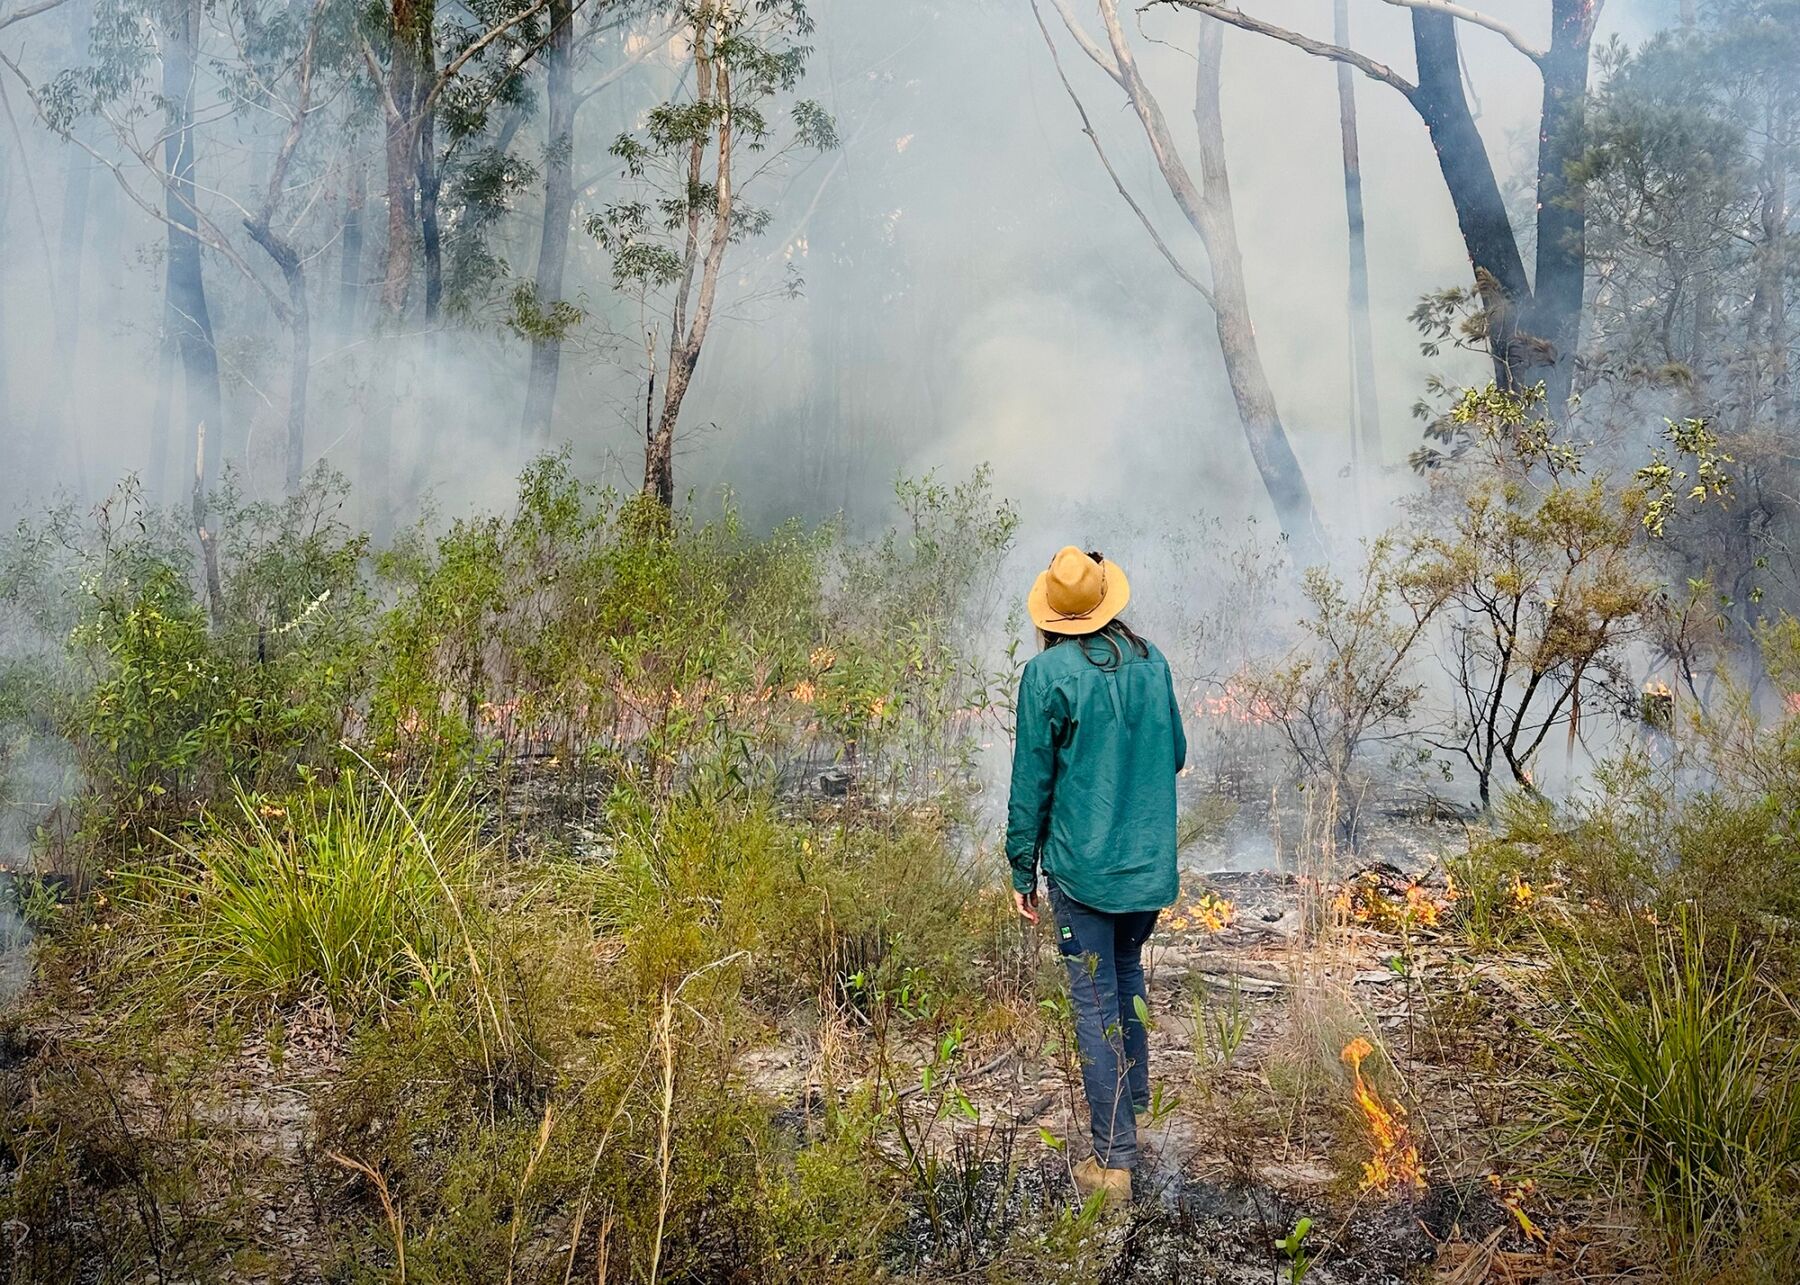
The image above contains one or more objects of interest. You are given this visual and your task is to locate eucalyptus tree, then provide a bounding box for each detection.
[589,0,835,508]
[352,0,567,520]
[518,0,677,444]
[1033,0,1327,563]
[23,0,257,498]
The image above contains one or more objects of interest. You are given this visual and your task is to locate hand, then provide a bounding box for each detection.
[1013,889,1039,924]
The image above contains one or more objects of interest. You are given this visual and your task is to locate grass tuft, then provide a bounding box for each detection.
[132,772,480,1015]
[1543,919,1800,1270]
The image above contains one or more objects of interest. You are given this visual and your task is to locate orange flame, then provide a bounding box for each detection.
[1340,1038,1425,1194]
[1193,892,1236,932]
[1193,683,1277,725]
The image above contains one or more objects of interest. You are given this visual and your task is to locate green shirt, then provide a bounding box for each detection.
[1005,633,1187,913]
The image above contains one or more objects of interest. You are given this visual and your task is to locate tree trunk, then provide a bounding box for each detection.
[338,156,365,336]
[1408,14,1531,390]
[645,25,730,508]
[418,6,442,323]
[1333,0,1382,476]
[1188,23,1326,562]
[366,0,426,527]
[162,0,226,499]
[520,0,576,445]
[1522,0,1596,412]
[1750,106,1792,425]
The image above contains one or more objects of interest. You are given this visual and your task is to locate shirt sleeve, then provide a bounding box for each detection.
[1005,669,1057,895]
[1168,667,1188,773]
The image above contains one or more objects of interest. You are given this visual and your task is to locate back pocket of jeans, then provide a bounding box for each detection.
[1054,920,1082,957]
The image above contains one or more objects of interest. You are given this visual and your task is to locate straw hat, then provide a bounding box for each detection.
[1028,546,1130,635]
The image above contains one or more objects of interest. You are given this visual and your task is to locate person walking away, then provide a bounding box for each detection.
[1005,546,1187,1207]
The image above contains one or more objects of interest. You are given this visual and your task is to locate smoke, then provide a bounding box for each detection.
[0,0,1661,535]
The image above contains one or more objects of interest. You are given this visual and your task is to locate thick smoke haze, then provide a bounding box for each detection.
[0,0,1673,544]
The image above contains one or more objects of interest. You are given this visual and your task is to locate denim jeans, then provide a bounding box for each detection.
[1046,878,1158,1170]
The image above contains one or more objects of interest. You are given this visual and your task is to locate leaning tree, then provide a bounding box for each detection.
[1034,0,1328,564]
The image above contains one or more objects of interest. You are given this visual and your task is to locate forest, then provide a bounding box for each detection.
[1,0,1799,1280]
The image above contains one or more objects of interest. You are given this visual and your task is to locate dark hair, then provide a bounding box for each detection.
[1040,618,1150,671]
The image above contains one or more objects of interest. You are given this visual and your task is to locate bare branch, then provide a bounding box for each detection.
[573,16,680,107]
[0,0,68,32]
[0,49,276,303]
[1377,0,1545,63]
[1150,0,1418,100]
[1030,0,1214,307]
[1051,0,1125,87]
[421,0,558,117]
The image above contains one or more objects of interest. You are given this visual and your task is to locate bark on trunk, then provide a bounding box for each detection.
[1522,0,1596,411]
[418,4,442,322]
[1189,24,1325,562]
[521,0,575,445]
[1333,0,1382,475]
[1750,107,1793,424]
[1409,14,1531,390]
[646,22,731,509]
[162,0,226,498]
[247,225,310,493]
[366,0,426,527]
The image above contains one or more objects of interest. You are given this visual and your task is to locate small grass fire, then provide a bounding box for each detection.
[1341,1036,1426,1196]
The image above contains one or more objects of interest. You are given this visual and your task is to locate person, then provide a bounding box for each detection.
[1005,545,1186,1206]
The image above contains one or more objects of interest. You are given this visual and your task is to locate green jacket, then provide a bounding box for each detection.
[1005,631,1187,913]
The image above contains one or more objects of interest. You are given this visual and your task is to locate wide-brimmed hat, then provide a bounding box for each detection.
[1028,546,1130,635]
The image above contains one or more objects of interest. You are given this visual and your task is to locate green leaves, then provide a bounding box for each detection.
[1633,417,1735,538]
[1274,1216,1314,1281]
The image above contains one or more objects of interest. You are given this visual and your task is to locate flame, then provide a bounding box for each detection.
[1402,883,1441,928]
[1335,873,1451,931]
[1193,683,1277,725]
[1192,891,1236,932]
[1164,890,1235,934]
[1340,1038,1425,1194]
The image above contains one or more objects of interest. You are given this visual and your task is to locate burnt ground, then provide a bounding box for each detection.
[740,851,1653,1283]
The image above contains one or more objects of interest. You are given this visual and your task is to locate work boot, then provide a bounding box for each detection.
[1071,1156,1132,1207]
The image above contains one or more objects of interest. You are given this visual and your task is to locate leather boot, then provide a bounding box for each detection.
[1071,1156,1132,1206]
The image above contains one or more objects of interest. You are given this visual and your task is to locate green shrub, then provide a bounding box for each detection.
[1541,920,1800,1270]
[130,772,480,1015]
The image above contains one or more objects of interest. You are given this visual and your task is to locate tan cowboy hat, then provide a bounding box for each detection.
[1028,546,1130,635]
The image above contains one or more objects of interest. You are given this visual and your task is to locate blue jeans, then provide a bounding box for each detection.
[1047,879,1158,1170]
